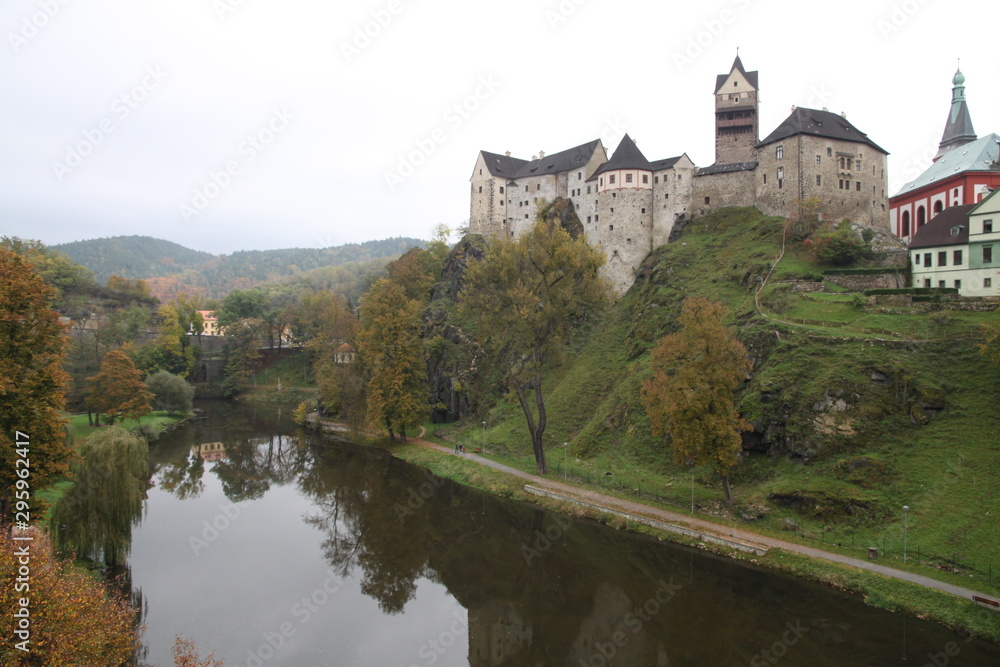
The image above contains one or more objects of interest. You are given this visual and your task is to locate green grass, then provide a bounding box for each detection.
[65,411,187,441]
[437,206,1000,601]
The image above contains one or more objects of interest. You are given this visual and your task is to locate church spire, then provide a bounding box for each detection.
[935,64,977,161]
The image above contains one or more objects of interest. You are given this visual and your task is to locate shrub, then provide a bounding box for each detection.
[145,370,195,414]
[805,226,871,266]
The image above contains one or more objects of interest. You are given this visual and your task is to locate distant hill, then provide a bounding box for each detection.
[53,236,215,284]
[54,235,426,300]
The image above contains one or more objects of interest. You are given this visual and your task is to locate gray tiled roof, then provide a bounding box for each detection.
[908,204,975,249]
[894,133,1000,198]
[650,156,682,171]
[480,139,603,181]
[695,161,758,177]
[588,134,652,181]
[758,107,888,154]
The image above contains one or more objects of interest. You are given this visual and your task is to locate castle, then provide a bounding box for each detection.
[469,56,890,294]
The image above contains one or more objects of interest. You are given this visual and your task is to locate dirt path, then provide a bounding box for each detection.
[412,431,995,605]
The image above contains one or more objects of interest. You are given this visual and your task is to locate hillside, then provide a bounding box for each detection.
[54,235,426,300]
[442,207,1000,591]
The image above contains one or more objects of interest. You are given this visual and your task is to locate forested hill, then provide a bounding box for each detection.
[53,235,426,300]
[53,236,213,283]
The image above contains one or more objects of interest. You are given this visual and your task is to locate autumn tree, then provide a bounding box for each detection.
[87,349,154,425]
[460,217,609,474]
[49,427,149,567]
[0,248,73,524]
[357,279,426,443]
[303,291,363,423]
[641,297,751,504]
[0,530,139,665]
[222,318,264,395]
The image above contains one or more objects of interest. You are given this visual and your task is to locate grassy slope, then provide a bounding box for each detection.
[447,207,1000,594]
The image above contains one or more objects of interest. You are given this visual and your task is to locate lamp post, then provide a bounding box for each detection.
[563,443,568,481]
[903,505,909,564]
[482,421,486,454]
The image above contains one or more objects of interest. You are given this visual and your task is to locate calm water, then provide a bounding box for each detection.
[127,401,1000,666]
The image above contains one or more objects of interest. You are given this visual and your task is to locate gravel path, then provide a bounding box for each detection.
[417,437,995,604]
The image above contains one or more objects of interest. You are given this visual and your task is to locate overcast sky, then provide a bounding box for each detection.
[1,0,994,255]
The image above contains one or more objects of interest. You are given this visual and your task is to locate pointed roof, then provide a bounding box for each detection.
[894,133,1000,197]
[479,151,529,179]
[715,55,758,93]
[758,107,888,154]
[587,134,651,181]
[935,67,977,160]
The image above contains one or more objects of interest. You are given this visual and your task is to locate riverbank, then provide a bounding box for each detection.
[308,417,1000,643]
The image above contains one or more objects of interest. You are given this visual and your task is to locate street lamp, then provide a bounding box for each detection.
[563,443,568,481]
[903,505,909,564]
[482,421,486,454]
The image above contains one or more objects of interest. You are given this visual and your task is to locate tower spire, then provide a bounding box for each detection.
[935,63,977,160]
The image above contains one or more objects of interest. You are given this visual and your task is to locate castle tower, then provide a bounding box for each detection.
[933,66,977,161]
[713,54,759,165]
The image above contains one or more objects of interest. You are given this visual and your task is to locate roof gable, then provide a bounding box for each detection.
[478,151,529,179]
[969,183,1000,217]
[758,107,887,154]
[715,55,758,93]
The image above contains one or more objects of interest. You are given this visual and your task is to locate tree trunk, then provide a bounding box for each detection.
[400,427,408,444]
[386,418,395,442]
[721,474,734,504]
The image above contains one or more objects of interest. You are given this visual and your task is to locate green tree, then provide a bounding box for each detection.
[222,318,264,395]
[641,297,751,504]
[86,350,154,425]
[460,218,609,474]
[217,288,269,330]
[0,248,73,524]
[146,370,196,414]
[357,279,426,442]
[49,427,149,567]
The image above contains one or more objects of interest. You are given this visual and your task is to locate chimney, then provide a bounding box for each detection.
[790,104,797,112]
[532,155,537,160]
[539,150,545,158]
[505,150,511,157]
[840,111,847,118]
[822,107,829,112]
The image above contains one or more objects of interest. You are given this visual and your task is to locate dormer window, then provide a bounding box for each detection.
[950,225,963,237]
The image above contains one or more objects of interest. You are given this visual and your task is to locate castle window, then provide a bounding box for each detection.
[500,200,503,206]
[499,186,504,194]
[776,146,783,159]
[536,184,541,191]
[655,176,659,184]
[641,208,646,214]
[705,197,710,205]
[587,186,591,194]
[954,249,963,264]
[827,147,833,157]
[612,192,616,198]
[595,214,599,221]
[856,160,861,170]
[642,174,648,184]
[763,174,767,184]
[677,174,682,181]
[777,167,783,181]
[816,175,821,186]
[816,155,821,164]
[525,185,529,192]
[665,194,669,199]
[600,178,603,187]
[856,181,861,192]
[578,172,582,180]
[839,179,844,190]
[479,169,482,175]
[587,216,591,223]
[609,225,614,231]
[610,208,614,213]
[525,214,529,219]
[839,157,845,169]
[626,174,633,183]
[610,175,616,184]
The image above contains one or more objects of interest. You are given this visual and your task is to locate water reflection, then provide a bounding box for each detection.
[134,402,1000,666]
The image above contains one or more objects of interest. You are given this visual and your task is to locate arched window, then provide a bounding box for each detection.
[917,206,926,228]
[902,211,911,237]
[933,200,943,215]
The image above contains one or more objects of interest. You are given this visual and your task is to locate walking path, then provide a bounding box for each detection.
[416,432,996,606]
[310,416,996,606]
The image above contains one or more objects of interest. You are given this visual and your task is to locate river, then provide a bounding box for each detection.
[126,400,999,666]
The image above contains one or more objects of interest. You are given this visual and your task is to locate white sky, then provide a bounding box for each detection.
[0,0,995,254]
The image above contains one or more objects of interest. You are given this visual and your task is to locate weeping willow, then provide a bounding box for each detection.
[49,427,149,567]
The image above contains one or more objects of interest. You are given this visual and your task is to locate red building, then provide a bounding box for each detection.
[889,68,1000,241]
